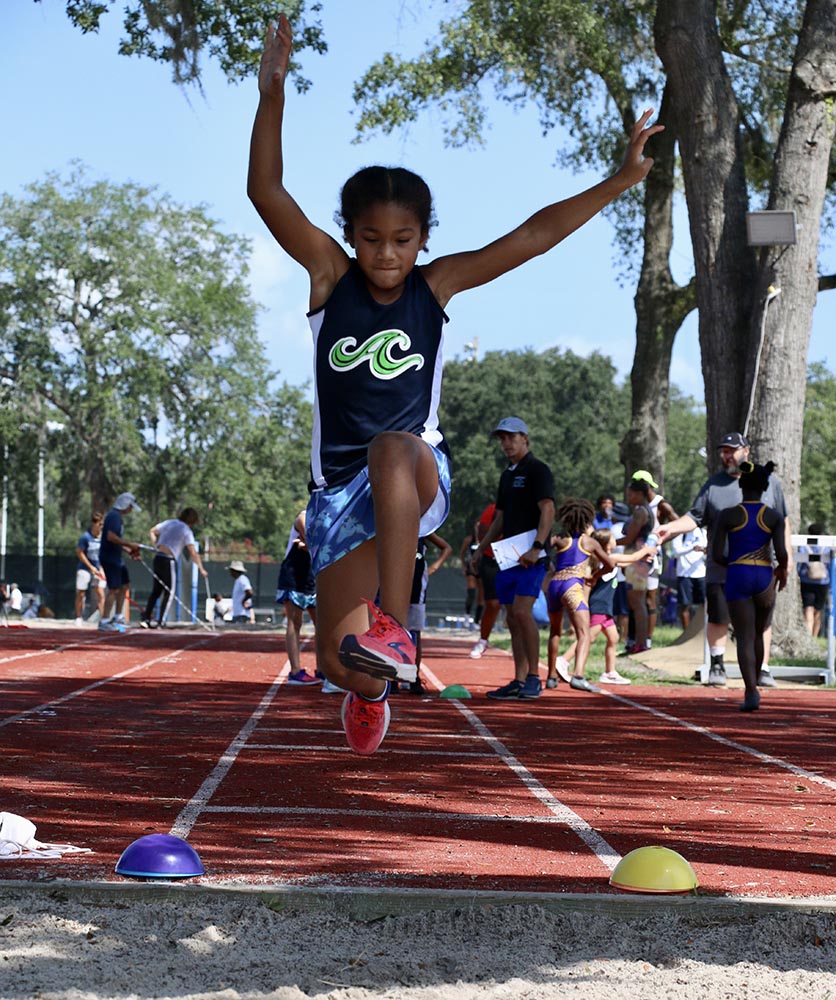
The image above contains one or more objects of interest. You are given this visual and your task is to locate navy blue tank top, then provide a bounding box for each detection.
[308,262,449,490]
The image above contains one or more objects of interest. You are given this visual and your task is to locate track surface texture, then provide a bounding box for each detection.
[2,624,835,899]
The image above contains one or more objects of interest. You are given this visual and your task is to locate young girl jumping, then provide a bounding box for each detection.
[713,461,788,712]
[248,15,663,755]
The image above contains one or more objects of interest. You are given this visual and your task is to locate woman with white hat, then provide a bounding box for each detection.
[227,561,254,624]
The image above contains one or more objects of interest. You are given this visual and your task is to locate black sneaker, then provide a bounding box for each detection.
[517,675,542,699]
[707,663,727,686]
[487,679,522,700]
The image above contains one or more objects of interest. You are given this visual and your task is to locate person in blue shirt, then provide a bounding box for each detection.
[75,512,105,624]
[98,493,142,633]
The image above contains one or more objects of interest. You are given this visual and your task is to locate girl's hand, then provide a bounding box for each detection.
[614,108,665,188]
[774,565,788,592]
[258,14,292,99]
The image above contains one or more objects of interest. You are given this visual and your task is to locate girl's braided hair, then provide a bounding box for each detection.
[557,497,596,537]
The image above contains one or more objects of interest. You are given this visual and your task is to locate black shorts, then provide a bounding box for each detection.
[479,555,500,602]
[706,581,729,625]
[677,576,706,609]
[801,584,828,611]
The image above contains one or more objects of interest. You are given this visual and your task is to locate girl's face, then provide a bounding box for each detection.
[348,202,428,302]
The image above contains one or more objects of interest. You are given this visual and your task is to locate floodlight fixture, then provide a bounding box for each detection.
[746,210,797,246]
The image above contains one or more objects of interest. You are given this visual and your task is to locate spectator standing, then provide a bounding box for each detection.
[798,522,830,638]
[469,502,502,658]
[277,511,319,685]
[712,461,788,711]
[620,479,655,654]
[141,508,208,628]
[98,493,142,633]
[671,526,707,630]
[75,513,106,625]
[459,526,480,626]
[657,432,791,688]
[8,582,23,617]
[630,470,678,644]
[473,417,555,701]
[593,494,616,530]
[403,531,452,693]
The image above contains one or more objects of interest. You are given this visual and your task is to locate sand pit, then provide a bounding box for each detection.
[1,885,835,999]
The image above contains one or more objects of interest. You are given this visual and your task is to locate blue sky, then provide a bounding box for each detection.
[3,2,834,402]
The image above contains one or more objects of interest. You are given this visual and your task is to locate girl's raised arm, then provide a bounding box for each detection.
[247,16,347,300]
[424,109,664,309]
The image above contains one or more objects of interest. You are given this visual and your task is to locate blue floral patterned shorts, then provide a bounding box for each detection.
[306,444,451,577]
[275,589,317,610]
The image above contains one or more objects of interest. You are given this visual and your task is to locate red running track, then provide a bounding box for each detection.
[1,626,835,897]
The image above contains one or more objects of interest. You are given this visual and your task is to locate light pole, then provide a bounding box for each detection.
[37,420,65,591]
[0,443,7,582]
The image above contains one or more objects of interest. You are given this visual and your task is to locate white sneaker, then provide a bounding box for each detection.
[600,671,632,685]
[321,678,347,694]
[74,617,83,627]
[554,656,572,684]
[469,638,490,659]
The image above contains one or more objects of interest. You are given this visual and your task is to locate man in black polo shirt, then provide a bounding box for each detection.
[473,417,555,700]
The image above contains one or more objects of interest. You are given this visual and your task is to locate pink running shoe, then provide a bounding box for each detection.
[341,691,391,755]
[338,601,418,683]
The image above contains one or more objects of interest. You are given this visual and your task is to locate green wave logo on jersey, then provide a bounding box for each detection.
[329,329,424,380]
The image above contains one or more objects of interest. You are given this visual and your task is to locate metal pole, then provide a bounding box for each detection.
[0,443,8,581]
[37,446,45,589]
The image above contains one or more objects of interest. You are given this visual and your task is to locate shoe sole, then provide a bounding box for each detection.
[517,692,542,699]
[486,691,521,700]
[339,637,418,683]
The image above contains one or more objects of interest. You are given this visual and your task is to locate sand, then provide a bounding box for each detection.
[1,885,835,999]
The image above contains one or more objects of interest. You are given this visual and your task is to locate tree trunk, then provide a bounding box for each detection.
[620,81,696,489]
[654,0,758,463]
[747,0,836,656]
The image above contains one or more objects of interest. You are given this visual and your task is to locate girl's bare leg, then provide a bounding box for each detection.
[315,540,386,700]
[284,601,304,673]
[368,432,439,625]
[567,607,591,677]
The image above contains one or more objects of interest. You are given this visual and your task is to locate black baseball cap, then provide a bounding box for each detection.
[718,432,749,449]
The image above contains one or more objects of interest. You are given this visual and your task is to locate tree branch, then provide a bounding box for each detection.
[819,273,836,291]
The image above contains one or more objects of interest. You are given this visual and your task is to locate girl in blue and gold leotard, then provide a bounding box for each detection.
[546,499,617,691]
[713,461,788,712]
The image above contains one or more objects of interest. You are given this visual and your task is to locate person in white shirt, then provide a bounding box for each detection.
[8,583,23,615]
[671,526,707,630]
[228,560,254,624]
[141,508,208,628]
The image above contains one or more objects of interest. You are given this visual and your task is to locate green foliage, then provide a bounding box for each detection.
[0,165,311,556]
[51,0,327,87]
[800,361,836,530]
[439,347,629,545]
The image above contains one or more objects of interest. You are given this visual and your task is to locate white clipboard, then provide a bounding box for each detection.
[490,530,537,571]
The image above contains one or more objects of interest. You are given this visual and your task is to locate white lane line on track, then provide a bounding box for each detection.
[202,805,568,824]
[170,660,293,839]
[600,689,836,792]
[0,632,115,667]
[0,635,218,729]
[420,664,622,872]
